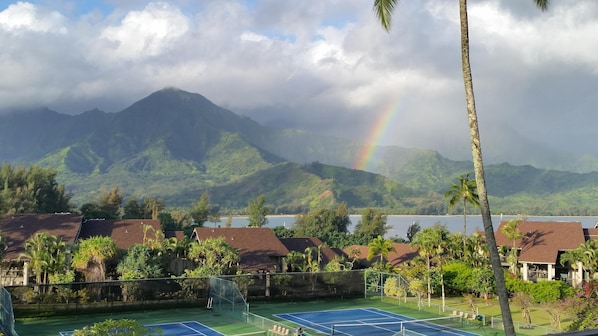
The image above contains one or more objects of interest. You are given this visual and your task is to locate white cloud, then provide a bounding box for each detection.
[0,1,67,33]
[1,0,598,160]
[98,2,189,60]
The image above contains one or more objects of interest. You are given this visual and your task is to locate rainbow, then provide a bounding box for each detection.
[353,94,405,171]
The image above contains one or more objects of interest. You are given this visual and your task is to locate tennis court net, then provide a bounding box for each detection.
[330,315,464,336]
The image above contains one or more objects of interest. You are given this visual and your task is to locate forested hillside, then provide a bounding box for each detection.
[2,88,598,215]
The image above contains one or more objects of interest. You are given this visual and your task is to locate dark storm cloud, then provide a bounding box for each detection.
[1,0,597,163]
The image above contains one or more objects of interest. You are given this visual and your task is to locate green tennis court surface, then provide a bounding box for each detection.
[59,321,224,336]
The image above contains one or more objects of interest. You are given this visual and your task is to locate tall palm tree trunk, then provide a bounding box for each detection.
[459,1,515,335]
[462,200,467,251]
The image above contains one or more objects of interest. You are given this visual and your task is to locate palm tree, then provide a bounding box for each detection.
[560,248,583,286]
[372,2,549,334]
[429,225,450,310]
[444,173,479,243]
[465,233,489,268]
[367,235,396,267]
[578,240,598,281]
[410,229,434,306]
[20,232,52,285]
[501,218,524,275]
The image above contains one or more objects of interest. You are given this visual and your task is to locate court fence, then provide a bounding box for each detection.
[0,287,18,336]
[3,270,563,335]
[209,276,249,322]
[4,270,364,318]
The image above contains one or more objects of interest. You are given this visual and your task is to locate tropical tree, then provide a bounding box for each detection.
[355,208,390,239]
[143,197,164,220]
[367,235,396,271]
[372,1,549,335]
[122,198,144,219]
[426,224,450,309]
[560,248,583,286]
[578,240,598,281]
[97,186,124,219]
[293,205,350,239]
[0,163,71,215]
[410,229,434,306]
[444,173,479,246]
[304,246,321,273]
[247,195,269,227]
[501,218,524,275]
[405,221,420,243]
[185,237,239,276]
[71,236,117,282]
[284,250,305,272]
[190,191,210,227]
[162,236,191,259]
[21,232,52,285]
[117,244,163,280]
[464,232,489,268]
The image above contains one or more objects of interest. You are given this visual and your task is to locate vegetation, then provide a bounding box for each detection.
[371,0,549,334]
[0,163,70,214]
[4,159,598,331]
[70,319,152,336]
[444,173,479,243]
[247,195,269,227]
[71,236,118,282]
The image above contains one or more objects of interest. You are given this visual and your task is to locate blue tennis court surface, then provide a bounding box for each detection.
[276,307,480,336]
[59,321,225,336]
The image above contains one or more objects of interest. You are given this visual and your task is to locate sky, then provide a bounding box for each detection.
[1,0,598,161]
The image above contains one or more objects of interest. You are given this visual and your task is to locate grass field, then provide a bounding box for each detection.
[14,295,569,336]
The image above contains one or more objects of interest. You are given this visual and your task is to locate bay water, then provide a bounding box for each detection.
[223,214,598,238]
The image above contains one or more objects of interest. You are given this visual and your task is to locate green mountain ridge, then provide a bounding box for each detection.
[2,88,598,215]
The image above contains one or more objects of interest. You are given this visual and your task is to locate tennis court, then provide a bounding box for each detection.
[276,307,480,336]
[59,321,225,336]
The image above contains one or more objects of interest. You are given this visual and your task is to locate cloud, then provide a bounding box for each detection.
[97,2,189,61]
[0,1,67,33]
[1,0,598,161]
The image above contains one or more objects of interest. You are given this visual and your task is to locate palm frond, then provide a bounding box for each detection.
[373,0,399,32]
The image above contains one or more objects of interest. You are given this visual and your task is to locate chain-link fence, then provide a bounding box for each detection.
[209,276,249,322]
[0,287,18,336]
[5,271,365,318]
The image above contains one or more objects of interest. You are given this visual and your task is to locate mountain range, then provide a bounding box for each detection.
[2,87,598,215]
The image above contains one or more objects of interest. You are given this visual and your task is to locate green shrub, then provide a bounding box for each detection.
[506,276,573,303]
[530,281,573,303]
[443,263,472,294]
[70,318,158,336]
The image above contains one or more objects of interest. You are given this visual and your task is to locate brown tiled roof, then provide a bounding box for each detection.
[495,221,586,264]
[1,213,83,261]
[584,228,598,241]
[342,243,418,268]
[193,227,289,273]
[279,237,342,266]
[78,219,162,250]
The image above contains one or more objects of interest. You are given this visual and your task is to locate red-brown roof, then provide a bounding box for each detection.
[584,228,598,241]
[495,221,586,264]
[1,213,83,261]
[279,237,342,266]
[78,219,162,250]
[343,243,418,268]
[192,227,289,273]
